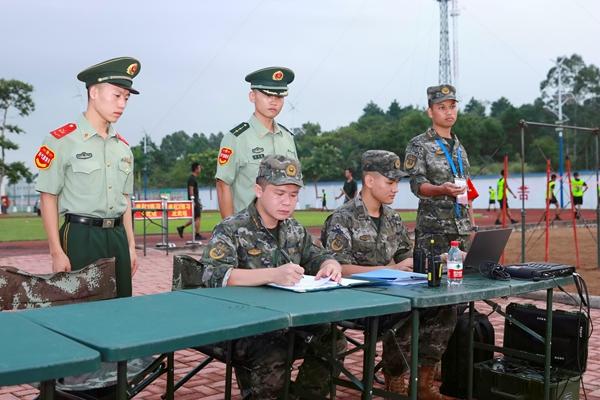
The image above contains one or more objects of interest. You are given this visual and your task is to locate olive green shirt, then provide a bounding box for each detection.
[35,114,134,218]
[215,114,297,212]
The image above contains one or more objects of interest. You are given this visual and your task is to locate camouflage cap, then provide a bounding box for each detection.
[427,84,457,105]
[77,57,141,94]
[257,155,303,187]
[362,150,408,180]
[245,66,295,97]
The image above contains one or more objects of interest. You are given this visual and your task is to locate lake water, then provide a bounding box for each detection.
[143,171,599,211]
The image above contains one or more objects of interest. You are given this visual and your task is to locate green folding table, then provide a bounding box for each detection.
[0,313,101,400]
[19,290,290,400]
[184,286,412,400]
[357,274,574,400]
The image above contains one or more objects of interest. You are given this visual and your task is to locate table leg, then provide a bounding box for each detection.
[226,341,233,400]
[165,352,174,400]
[39,380,55,400]
[467,301,475,400]
[117,360,128,400]
[330,323,337,400]
[409,309,419,400]
[544,288,553,400]
[361,316,378,400]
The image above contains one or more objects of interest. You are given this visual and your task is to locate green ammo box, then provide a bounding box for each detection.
[474,358,580,400]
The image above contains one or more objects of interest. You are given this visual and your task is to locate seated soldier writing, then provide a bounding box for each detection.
[199,155,344,399]
[322,150,453,400]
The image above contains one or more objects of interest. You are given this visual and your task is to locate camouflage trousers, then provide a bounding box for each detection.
[414,231,472,256]
[206,325,346,400]
[381,306,458,376]
[59,221,132,297]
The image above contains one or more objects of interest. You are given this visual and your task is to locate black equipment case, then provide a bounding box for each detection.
[504,303,589,373]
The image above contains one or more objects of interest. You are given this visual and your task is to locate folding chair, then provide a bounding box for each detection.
[0,258,168,400]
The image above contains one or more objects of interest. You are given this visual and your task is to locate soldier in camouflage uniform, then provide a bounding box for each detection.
[200,154,344,399]
[404,84,473,256]
[322,150,453,399]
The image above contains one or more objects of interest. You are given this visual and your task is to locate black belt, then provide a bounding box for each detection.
[65,213,122,228]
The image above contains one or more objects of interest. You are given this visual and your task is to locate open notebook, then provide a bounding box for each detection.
[268,275,371,293]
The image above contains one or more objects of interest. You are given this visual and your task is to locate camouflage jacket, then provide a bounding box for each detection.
[321,195,412,266]
[200,200,334,287]
[404,127,473,235]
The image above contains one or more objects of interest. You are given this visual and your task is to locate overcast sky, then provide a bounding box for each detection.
[2,0,600,169]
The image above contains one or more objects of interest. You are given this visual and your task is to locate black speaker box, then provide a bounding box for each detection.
[504,303,589,373]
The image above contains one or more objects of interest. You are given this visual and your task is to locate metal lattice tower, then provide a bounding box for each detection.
[438,0,452,84]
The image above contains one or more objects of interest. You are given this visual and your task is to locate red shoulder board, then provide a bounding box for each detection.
[117,133,129,146]
[50,123,77,139]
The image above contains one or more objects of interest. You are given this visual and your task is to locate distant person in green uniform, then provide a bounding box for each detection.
[177,162,203,241]
[571,172,588,219]
[336,168,358,203]
[487,185,496,211]
[547,173,560,220]
[35,57,140,298]
[215,67,298,218]
[495,170,518,225]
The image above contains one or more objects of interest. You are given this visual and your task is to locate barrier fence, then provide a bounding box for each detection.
[131,196,200,256]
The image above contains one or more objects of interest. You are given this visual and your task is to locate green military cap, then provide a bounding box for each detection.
[257,155,303,187]
[245,66,294,97]
[77,57,141,95]
[362,150,409,180]
[427,84,457,105]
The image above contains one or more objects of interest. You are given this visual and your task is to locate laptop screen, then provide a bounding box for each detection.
[463,228,512,269]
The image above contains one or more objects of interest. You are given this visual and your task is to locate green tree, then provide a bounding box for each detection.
[0,79,35,189]
[463,97,486,116]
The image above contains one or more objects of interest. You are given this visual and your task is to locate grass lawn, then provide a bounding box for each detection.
[0,210,418,242]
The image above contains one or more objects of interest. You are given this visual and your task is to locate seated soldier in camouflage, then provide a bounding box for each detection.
[322,150,452,400]
[200,154,344,400]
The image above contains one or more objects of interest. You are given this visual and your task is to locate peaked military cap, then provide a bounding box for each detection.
[257,155,303,187]
[77,57,141,94]
[427,84,457,105]
[362,150,409,180]
[245,66,294,97]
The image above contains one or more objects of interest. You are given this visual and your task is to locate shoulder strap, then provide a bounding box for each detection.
[230,122,250,137]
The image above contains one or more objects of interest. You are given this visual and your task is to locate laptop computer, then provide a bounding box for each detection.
[463,228,512,273]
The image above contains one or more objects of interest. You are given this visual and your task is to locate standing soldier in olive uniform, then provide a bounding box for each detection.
[404,84,472,256]
[215,67,298,218]
[201,155,344,399]
[322,150,453,399]
[35,57,140,298]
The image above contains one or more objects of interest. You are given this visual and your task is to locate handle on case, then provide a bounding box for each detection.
[490,387,526,400]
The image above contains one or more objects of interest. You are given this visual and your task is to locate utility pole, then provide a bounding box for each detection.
[438,0,452,84]
[143,131,148,200]
[557,62,565,207]
[451,0,459,90]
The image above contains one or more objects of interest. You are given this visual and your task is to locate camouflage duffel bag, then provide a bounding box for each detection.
[172,254,205,290]
[0,258,116,310]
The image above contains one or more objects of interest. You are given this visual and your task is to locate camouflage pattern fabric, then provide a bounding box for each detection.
[0,258,155,391]
[321,193,458,378]
[321,195,412,266]
[199,200,333,287]
[258,154,303,187]
[383,306,458,376]
[205,325,346,399]
[404,127,473,251]
[172,255,205,290]
[0,258,116,310]
[361,150,408,180]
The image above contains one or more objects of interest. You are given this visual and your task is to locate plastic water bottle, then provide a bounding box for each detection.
[447,240,463,286]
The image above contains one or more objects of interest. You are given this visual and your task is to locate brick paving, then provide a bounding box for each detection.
[1,245,599,399]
